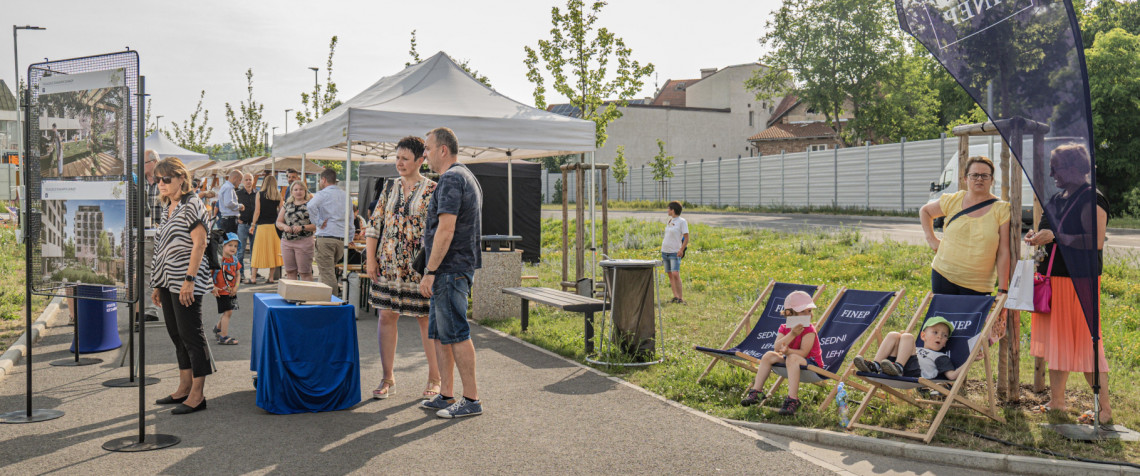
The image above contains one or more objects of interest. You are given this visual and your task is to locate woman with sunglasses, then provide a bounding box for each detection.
[150,157,213,415]
[919,155,1011,297]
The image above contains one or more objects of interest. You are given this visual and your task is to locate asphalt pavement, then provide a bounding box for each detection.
[0,282,995,475]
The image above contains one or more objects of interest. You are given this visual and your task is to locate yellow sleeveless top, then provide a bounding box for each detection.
[931,191,1010,293]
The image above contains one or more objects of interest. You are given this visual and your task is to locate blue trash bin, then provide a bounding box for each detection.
[69,285,122,353]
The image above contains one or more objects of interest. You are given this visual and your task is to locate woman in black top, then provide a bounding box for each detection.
[236,172,258,283]
[250,175,283,283]
[1024,143,1112,424]
[150,157,212,415]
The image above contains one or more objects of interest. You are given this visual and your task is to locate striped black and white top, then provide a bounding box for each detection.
[150,194,212,295]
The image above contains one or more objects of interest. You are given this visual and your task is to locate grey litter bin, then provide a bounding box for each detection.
[598,259,662,363]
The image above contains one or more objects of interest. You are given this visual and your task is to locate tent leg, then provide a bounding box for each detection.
[343,144,352,301]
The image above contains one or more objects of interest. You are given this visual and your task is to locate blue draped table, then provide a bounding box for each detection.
[251,293,361,414]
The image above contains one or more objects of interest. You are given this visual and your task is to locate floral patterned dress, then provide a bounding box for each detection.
[367,176,436,317]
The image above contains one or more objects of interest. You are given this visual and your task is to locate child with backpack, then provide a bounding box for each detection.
[212,233,242,345]
[740,290,824,415]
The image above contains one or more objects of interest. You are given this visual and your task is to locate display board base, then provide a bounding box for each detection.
[584,355,664,367]
[1045,423,1140,441]
[102,376,159,387]
[0,408,65,424]
[50,357,102,367]
[103,434,180,452]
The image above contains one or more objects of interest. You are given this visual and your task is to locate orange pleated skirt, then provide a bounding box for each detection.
[1029,276,1108,373]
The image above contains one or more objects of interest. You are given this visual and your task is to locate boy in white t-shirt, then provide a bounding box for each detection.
[661,201,689,304]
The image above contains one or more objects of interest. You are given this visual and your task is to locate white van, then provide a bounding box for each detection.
[928,143,1035,226]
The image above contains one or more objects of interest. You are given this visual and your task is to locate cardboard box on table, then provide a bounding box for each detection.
[277,279,332,303]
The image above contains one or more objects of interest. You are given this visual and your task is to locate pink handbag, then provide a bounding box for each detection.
[1033,244,1056,313]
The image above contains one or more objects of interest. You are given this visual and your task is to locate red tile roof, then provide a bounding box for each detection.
[748,122,838,141]
[651,78,700,107]
[766,94,799,127]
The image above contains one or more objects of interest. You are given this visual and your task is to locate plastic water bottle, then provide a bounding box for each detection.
[836,382,850,427]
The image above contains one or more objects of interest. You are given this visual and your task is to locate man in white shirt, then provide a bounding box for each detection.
[307,168,354,294]
[216,170,244,236]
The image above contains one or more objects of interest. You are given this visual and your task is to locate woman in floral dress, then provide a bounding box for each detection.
[365,136,440,400]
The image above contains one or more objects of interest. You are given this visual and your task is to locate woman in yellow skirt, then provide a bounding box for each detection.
[249,174,284,283]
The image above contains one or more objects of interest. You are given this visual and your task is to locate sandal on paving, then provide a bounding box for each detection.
[212,325,221,336]
[1078,410,1113,427]
[217,335,239,345]
[373,378,394,400]
[423,378,441,398]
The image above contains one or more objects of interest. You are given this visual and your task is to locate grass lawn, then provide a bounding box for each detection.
[481,217,1140,464]
[0,226,50,351]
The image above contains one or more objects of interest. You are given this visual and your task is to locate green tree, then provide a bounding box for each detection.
[407,30,493,87]
[225,69,268,158]
[944,104,991,134]
[612,145,628,200]
[96,231,111,260]
[297,36,341,127]
[747,0,900,146]
[1087,28,1140,212]
[1082,0,1140,47]
[524,0,654,148]
[168,90,217,155]
[649,139,674,200]
[850,49,942,142]
[64,238,75,259]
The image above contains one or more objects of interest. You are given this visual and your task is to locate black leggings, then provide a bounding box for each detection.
[158,287,213,378]
[930,269,991,296]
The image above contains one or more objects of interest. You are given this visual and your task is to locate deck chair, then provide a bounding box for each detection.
[694,280,822,382]
[737,288,905,411]
[847,292,1008,443]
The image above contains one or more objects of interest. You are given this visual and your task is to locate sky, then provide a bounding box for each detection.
[3,0,782,146]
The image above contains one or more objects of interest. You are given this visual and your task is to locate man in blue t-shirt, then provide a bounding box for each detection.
[418,127,484,419]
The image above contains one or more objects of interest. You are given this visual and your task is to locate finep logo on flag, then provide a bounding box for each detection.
[897,0,1038,49]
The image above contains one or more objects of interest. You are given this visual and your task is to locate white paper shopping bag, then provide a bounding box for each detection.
[1005,259,1036,311]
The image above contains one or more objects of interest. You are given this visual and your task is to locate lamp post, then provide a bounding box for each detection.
[284,109,292,133]
[309,66,319,89]
[154,115,163,134]
[12,25,45,220]
[1,24,62,425]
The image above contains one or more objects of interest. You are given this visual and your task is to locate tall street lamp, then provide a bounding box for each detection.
[284,109,293,133]
[309,66,319,89]
[154,115,163,133]
[12,25,45,222]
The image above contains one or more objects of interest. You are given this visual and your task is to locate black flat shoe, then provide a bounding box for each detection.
[155,395,188,405]
[171,399,207,415]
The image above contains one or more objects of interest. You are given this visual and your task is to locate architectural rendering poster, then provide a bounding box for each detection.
[37,180,129,290]
[36,68,128,178]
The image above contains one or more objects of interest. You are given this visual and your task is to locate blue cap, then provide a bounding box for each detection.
[223,232,239,246]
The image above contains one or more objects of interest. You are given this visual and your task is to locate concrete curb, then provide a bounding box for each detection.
[476,323,1139,476]
[0,297,67,384]
[728,420,1140,476]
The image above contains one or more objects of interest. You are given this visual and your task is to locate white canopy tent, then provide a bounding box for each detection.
[144,131,209,162]
[272,51,596,298]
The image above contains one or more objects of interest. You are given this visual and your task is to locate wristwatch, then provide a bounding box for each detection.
[184,274,195,282]
[426,269,437,276]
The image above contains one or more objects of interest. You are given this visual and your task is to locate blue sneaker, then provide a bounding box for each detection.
[420,394,455,410]
[436,397,483,418]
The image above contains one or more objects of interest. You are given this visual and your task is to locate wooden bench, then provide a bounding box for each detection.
[502,287,607,353]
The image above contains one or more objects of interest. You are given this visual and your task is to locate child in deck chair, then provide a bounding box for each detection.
[740,291,824,415]
[852,316,963,380]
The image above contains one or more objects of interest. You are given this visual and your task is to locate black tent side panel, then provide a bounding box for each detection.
[467,162,541,263]
[356,161,542,263]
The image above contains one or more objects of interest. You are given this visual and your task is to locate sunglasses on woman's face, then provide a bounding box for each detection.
[157,175,178,184]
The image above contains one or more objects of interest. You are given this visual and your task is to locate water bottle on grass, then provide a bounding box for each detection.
[836,382,850,427]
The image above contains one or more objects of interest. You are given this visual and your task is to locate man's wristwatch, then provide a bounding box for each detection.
[426,269,437,276]
[998,289,1008,294]
[184,274,195,282]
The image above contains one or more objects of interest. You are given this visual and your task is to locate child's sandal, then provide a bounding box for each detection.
[373,378,394,400]
[741,389,765,407]
[217,335,239,345]
[423,378,441,398]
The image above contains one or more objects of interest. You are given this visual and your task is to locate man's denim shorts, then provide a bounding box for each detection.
[661,252,681,272]
[428,271,474,345]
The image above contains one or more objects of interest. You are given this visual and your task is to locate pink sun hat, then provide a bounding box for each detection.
[784,291,817,313]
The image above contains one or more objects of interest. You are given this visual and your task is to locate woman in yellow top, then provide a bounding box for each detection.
[920,156,1011,296]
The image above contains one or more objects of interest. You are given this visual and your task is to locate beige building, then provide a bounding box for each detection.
[549,63,780,168]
